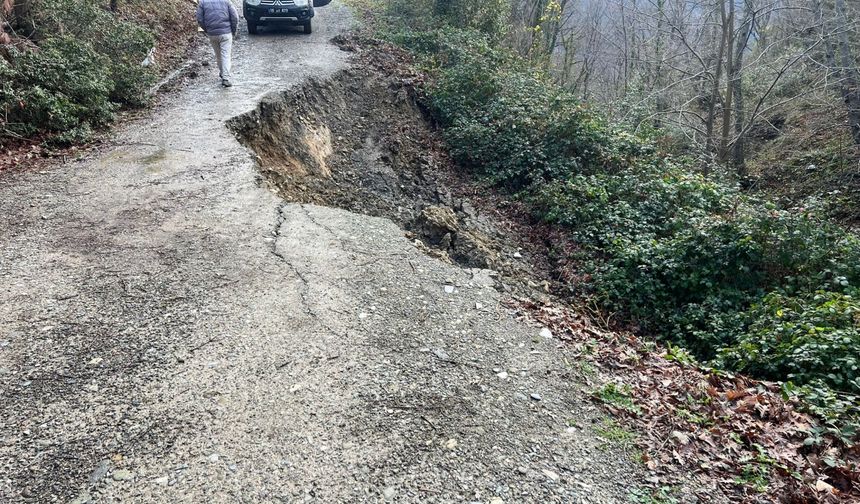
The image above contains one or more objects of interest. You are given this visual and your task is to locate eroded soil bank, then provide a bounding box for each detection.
[227,59,580,308]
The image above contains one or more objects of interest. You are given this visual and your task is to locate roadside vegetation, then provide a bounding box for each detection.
[0,0,194,148]
[357,0,860,436]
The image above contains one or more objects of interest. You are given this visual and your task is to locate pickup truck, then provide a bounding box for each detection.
[243,0,332,35]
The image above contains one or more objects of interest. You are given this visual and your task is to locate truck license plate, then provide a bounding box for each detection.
[269,8,289,13]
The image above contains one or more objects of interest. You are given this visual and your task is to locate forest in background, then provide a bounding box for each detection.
[519,3,858,153]
[424,0,860,220]
[514,0,860,214]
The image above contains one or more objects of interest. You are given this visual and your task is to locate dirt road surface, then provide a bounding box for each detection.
[0,4,641,502]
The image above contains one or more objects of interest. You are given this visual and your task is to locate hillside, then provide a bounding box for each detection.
[747,103,860,224]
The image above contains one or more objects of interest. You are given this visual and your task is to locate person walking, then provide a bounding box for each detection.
[196,0,239,87]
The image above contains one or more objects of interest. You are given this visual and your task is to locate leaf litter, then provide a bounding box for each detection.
[511,298,859,503]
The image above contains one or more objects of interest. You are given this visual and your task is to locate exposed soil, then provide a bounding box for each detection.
[228,52,573,302]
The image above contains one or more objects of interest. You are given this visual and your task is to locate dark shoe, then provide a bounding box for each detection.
[222,79,232,87]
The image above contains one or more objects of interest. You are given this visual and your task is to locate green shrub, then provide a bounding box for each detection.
[448,0,510,37]
[0,0,156,143]
[27,0,157,105]
[419,30,631,189]
[48,124,96,147]
[382,0,509,37]
[1,36,115,138]
[383,0,435,31]
[789,380,860,443]
[574,204,860,359]
[721,290,860,392]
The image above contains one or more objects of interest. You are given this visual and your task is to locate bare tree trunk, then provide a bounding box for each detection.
[528,0,546,29]
[732,1,755,176]
[544,0,569,63]
[705,0,729,170]
[834,0,860,145]
[813,0,838,70]
[652,0,667,129]
[619,0,630,96]
[719,0,735,162]
[629,0,640,88]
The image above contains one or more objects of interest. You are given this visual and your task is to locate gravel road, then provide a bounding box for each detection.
[0,4,641,502]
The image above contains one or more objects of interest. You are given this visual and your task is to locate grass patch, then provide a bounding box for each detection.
[573,360,597,378]
[594,419,636,448]
[627,486,679,504]
[594,383,642,416]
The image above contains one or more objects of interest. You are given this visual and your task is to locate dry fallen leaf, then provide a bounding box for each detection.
[816,479,835,493]
[725,389,748,401]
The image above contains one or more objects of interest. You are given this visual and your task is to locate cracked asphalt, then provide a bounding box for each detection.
[0,3,642,502]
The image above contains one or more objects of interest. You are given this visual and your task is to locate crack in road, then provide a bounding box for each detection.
[270,203,315,317]
[270,203,344,338]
